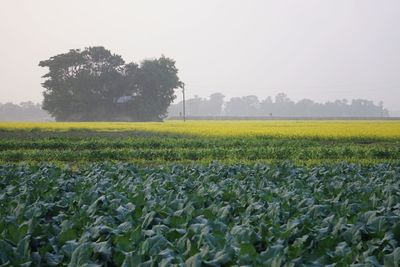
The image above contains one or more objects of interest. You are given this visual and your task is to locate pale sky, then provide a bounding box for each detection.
[0,0,399,110]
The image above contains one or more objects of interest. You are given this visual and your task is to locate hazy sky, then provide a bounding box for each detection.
[1,0,399,110]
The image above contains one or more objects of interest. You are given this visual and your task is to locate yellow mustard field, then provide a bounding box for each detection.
[1,120,399,139]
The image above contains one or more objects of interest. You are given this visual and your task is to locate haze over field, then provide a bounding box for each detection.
[0,0,399,112]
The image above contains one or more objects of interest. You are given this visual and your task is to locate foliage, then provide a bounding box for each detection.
[39,46,182,122]
[0,162,400,266]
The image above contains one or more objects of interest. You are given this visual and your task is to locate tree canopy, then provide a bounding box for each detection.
[39,46,182,121]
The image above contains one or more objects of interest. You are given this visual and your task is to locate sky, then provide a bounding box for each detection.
[0,0,399,111]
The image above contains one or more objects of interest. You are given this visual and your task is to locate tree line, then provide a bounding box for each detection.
[0,93,390,122]
[0,102,52,121]
[39,46,182,121]
[168,93,389,117]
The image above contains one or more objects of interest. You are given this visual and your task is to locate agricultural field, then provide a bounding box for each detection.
[0,121,399,165]
[1,120,400,266]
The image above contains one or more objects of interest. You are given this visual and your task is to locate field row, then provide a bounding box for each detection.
[1,120,400,138]
[0,134,398,165]
[0,135,397,149]
[1,163,400,265]
[1,146,399,164]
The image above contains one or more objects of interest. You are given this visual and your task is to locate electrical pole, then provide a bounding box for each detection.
[182,84,186,122]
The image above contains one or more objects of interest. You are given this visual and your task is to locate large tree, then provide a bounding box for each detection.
[125,57,182,121]
[39,47,182,121]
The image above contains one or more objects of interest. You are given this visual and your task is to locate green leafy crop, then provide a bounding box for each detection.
[1,162,399,266]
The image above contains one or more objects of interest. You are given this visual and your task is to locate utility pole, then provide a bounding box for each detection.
[182,84,186,122]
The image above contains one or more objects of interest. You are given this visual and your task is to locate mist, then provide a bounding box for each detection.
[1,0,399,113]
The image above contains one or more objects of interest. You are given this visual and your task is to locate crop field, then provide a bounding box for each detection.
[1,120,400,138]
[1,120,400,266]
[0,121,399,165]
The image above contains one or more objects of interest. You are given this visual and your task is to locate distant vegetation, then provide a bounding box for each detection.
[39,46,182,122]
[169,93,389,117]
[0,102,52,121]
[0,93,391,122]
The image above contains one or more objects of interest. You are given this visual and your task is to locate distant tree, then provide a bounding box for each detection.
[273,93,295,116]
[130,56,182,121]
[168,92,389,118]
[224,95,259,116]
[206,93,225,115]
[295,99,315,116]
[0,102,52,121]
[39,47,182,121]
[274,93,290,104]
[185,95,205,116]
[259,96,273,115]
[167,93,225,117]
